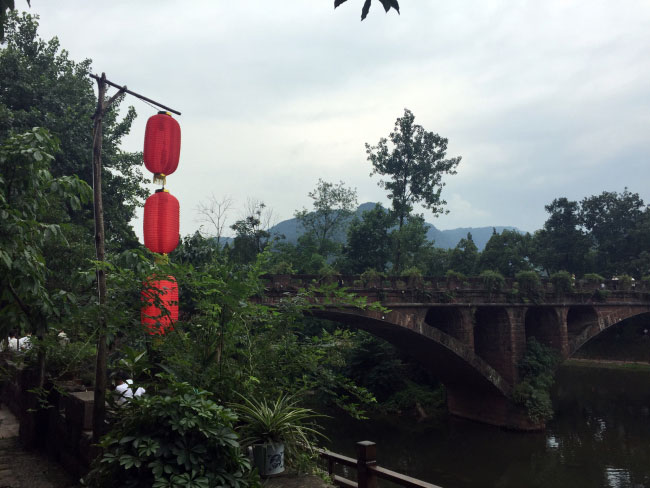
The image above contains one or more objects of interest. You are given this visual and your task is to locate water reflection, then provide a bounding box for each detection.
[325,364,650,488]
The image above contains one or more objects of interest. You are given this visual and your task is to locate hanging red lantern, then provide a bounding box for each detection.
[143,189,179,254]
[143,111,181,185]
[141,277,178,335]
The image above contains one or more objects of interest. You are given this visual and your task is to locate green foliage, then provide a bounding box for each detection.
[512,339,559,424]
[295,179,357,259]
[479,270,505,295]
[1,12,146,249]
[479,228,533,277]
[617,274,633,291]
[383,382,445,418]
[515,271,542,301]
[366,108,460,271]
[449,232,478,276]
[583,273,605,285]
[85,379,255,488]
[229,202,272,264]
[445,270,466,283]
[230,393,326,465]
[360,269,384,287]
[550,271,573,295]
[400,266,424,288]
[341,203,394,274]
[531,198,590,276]
[580,189,647,277]
[0,127,91,335]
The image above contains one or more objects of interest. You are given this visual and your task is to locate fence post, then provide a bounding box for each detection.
[356,441,378,488]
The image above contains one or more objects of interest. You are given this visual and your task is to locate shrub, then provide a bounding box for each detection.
[512,339,559,424]
[360,269,384,288]
[268,261,295,275]
[84,380,255,488]
[583,273,605,285]
[479,270,505,296]
[550,271,573,295]
[401,267,424,288]
[515,271,542,301]
[445,270,466,283]
[618,274,633,291]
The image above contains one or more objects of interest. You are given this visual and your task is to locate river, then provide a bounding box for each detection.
[325,362,650,488]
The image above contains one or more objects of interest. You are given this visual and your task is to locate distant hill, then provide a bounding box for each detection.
[267,202,520,251]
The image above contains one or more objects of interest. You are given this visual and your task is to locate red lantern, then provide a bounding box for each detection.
[141,277,178,335]
[143,189,179,254]
[143,111,181,184]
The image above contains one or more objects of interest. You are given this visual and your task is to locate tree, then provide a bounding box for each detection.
[230,200,273,264]
[366,108,460,271]
[0,12,146,250]
[448,232,478,276]
[580,189,646,277]
[530,198,590,276]
[195,193,233,248]
[479,228,533,278]
[295,179,357,258]
[341,203,394,273]
[0,127,91,384]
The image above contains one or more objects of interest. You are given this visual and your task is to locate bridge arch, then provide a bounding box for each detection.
[569,310,650,355]
[311,308,511,399]
[473,307,514,382]
[525,307,563,352]
[424,307,468,343]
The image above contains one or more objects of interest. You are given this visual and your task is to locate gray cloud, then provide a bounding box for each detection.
[29,0,650,238]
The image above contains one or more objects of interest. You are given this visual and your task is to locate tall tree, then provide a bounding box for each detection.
[229,200,273,264]
[0,12,146,250]
[580,189,646,277]
[479,228,533,278]
[341,203,394,273]
[295,179,357,258]
[0,128,91,384]
[366,108,460,271]
[448,232,479,276]
[530,198,590,276]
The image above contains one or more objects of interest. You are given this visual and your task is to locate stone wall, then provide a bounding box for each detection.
[0,358,97,478]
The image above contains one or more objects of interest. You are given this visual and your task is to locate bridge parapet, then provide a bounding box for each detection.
[261,274,650,307]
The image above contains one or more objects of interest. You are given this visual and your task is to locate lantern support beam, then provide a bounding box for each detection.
[90,73,181,116]
[89,72,180,444]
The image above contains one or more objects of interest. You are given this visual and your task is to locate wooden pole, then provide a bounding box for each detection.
[91,73,124,443]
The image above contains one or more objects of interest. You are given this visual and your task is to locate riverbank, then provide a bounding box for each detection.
[563,357,650,371]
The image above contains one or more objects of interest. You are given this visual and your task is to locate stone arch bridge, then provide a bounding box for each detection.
[260,274,650,430]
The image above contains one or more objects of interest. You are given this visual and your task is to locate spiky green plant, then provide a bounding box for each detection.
[231,393,327,462]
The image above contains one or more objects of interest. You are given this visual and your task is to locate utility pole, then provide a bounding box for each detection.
[89,72,180,444]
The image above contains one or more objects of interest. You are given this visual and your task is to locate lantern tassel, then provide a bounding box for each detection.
[154,253,169,265]
[153,173,166,185]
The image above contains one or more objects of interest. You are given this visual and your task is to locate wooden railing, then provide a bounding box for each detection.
[320,441,442,488]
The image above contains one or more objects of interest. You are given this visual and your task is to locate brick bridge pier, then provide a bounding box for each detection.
[261,275,650,430]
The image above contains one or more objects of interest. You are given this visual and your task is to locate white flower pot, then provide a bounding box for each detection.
[252,442,285,476]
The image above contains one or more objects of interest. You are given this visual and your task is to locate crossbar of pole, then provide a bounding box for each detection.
[89,73,181,116]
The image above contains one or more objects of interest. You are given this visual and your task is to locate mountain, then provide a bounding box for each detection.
[267,202,520,251]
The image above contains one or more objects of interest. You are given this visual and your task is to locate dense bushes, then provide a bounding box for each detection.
[84,380,255,488]
[512,339,559,424]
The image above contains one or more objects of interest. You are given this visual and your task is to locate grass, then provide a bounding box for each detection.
[563,358,650,372]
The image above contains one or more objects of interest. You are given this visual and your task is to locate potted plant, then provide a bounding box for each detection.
[231,393,326,477]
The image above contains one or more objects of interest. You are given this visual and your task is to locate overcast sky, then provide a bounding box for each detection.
[30,0,650,239]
